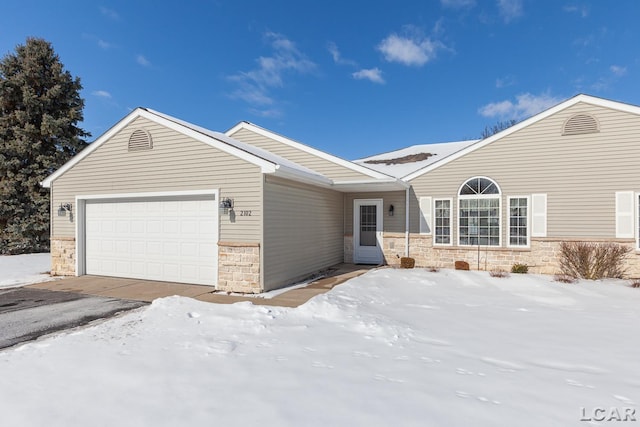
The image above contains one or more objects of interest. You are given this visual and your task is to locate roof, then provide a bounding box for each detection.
[225,121,396,181]
[354,140,479,179]
[403,93,640,181]
[41,108,333,189]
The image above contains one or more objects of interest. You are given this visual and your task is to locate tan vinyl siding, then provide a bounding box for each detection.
[51,116,263,242]
[263,175,343,290]
[230,128,372,181]
[344,191,405,235]
[409,102,640,240]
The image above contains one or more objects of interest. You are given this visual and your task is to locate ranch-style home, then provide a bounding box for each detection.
[42,94,640,292]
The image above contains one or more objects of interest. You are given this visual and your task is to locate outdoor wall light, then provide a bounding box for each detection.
[58,203,72,216]
[219,197,234,215]
[389,204,394,216]
[58,203,73,222]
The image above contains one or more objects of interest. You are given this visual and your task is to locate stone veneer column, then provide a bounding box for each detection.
[217,242,261,293]
[344,235,353,264]
[50,237,76,276]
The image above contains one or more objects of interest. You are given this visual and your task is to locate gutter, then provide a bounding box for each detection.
[270,164,333,188]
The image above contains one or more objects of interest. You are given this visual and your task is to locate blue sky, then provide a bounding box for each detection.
[1,0,639,159]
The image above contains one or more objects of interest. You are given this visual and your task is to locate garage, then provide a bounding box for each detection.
[81,193,218,286]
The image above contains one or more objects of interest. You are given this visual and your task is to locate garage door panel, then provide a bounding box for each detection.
[85,196,217,286]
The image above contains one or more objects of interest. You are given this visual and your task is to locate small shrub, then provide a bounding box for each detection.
[400,257,415,269]
[455,261,470,271]
[630,279,640,288]
[511,263,529,274]
[554,273,577,284]
[558,241,631,280]
[490,269,509,278]
[428,266,440,273]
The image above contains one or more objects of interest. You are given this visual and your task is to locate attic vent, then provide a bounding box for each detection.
[563,114,599,136]
[128,129,153,151]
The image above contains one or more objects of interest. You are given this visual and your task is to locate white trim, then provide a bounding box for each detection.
[636,193,640,251]
[75,189,219,278]
[506,195,531,249]
[225,121,395,180]
[44,109,348,188]
[42,110,141,187]
[404,94,640,182]
[353,198,384,264]
[76,189,218,201]
[457,176,502,196]
[433,198,453,246]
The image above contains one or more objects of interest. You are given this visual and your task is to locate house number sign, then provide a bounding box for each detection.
[239,210,252,216]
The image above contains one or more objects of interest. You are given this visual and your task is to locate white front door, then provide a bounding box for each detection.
[353,199,383,264]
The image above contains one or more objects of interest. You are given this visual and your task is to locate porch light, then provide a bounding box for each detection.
[58,203,73,222]
[389,204,394,216]
[219,198,234,215]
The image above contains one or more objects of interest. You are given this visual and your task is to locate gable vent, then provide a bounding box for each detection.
[128,129,153,151]
[563,114,599,136]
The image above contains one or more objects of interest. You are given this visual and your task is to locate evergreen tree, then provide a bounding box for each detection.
[0,37,88,254]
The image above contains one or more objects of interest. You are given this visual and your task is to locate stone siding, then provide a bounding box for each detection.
[381,232,405,267]
[51,237,75,276]
[403,235,640,276]
[217,242,261,293]
[344,234,353,264]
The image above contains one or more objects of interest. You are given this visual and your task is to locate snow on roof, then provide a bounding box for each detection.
[354,139,480,179]
[144,109,330,183]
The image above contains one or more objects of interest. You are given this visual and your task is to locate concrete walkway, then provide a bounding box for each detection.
[28,264,375,308]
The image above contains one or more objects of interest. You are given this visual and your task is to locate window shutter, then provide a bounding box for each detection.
[419,196,432,234]
[615,191,635,238]
[531,194,547,237]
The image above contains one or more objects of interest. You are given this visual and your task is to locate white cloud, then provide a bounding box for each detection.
[229,32,316,113]
[564,5,589,18]
[496,75,516,88]
[478,92,562,120]
[440,0,476,8]
[352,68,385,84]
[610,65,627,77]
[497,0,523,23]
[136,55,151,67]
[99,7,119,20]
[97,39,112,49]
[377,27,445,67]
[327,42,357,66]
[92,90,112,98]
[248,107,283,118]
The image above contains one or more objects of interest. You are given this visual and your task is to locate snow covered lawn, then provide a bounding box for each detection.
[1,268,639,426]
[0,253,52,288]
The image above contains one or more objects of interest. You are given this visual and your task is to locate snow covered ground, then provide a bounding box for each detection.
[0,253,52,288]
[1,268,639,426]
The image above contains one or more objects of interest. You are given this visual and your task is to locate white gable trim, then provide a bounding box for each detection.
[404,94,640,182]
[41,110,140,188]
[225,121,394,180]
[42,109,285,188]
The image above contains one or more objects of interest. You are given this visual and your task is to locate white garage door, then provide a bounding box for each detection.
[85,196,218,286]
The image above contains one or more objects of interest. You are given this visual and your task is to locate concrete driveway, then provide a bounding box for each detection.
[1,263,374,350]
[0,287,145,350]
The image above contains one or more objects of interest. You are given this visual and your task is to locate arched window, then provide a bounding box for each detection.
[458,177,501,246]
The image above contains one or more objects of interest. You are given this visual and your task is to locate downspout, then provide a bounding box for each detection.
[405,187,410,257]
